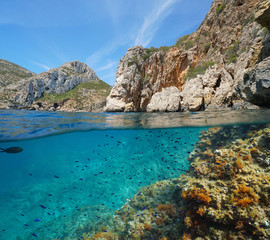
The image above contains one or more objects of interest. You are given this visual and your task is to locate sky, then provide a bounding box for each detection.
[0,0,213,86]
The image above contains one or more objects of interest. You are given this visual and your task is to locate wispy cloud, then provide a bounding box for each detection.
[86,38,127,69]
[134,0,180,47]
[31,61,51,71]
[97,60,118,72]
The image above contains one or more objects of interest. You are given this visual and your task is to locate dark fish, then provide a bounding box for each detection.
[0,147,23,153]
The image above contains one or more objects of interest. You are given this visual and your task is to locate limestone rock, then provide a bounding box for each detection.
[146,87,181,112]
[181,65,235,111]
[236,56,270,107]
[104,46,145,112]
[105,97,126,112]
[105,46,196,112]
[105,0,270,112]
[255,0,270,30]
[15,61,98,106]
[182,77,204,111]
[0,61,111,112]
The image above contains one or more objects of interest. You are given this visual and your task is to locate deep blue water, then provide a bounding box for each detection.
[0,109,270,239]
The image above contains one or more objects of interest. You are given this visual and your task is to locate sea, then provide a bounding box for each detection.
[0,109,270,240]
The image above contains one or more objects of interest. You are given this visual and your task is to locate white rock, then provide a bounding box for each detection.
[146,86,181,112]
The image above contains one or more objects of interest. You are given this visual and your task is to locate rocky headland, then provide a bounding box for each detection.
[1,0,269,113]
[105,0,270,112]
[0,60,111,112]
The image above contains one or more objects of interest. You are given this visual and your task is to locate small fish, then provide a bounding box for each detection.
[0,147,23,154]
[40,205,47,209]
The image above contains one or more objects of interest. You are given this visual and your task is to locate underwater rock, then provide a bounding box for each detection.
[87,124,270,239]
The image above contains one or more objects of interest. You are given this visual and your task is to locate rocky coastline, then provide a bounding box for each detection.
[0,0,269,113]
[105,0,270,113]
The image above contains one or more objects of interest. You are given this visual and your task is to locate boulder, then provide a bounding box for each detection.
[236,56,270,107]
[182,78,204,111]
[146,87,181,112]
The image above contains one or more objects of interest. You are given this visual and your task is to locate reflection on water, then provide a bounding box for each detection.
[1,109,270,141]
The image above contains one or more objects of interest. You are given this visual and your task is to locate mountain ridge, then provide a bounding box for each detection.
[0,60,111,112]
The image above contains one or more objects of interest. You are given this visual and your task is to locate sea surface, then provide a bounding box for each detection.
[0,109,270,240]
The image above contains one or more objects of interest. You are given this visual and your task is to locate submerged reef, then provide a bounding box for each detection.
[85,124,270,240]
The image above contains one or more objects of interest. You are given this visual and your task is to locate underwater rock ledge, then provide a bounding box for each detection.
[84,124,270,240]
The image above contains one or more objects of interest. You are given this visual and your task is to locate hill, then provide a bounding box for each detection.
[0,61,111,112]
[0,59,35,87]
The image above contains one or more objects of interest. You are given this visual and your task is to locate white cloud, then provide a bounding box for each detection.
[134,0,180,47]
[86,38,127,69]
[31,61,51,71]
[97,60,118,72]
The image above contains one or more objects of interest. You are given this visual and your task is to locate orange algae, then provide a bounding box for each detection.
[233,184,259,208]
[159,237,168,240]
[155,217,165,225]
[144,223,152,230]
[157,203,176,215]
[235,158,245,169]
[182,186,212,204]
[182,232,192,240]
[92,231,117,240]
[196,207,204,216]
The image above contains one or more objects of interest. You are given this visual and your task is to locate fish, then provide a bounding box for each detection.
[0,146,23,153]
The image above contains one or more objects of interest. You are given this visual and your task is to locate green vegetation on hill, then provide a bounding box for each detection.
[185,61,215,80]
[38,80,111,102]
[175,34,190,48]
[225,41,240,64]
[0,59,34,86]
[142,46,171,61]
[216,3,226,15]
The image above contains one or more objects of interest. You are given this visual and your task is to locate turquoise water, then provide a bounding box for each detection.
[0,109,270,239]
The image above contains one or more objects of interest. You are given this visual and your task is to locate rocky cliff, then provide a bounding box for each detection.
[105,0,270,112]
[0,61,111,112]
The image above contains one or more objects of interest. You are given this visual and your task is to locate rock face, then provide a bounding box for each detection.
[182,65,234,111]
[237,56,270,107]
[16,61,98,105]
[146,87,181,112]
[255,0,270,30]
[0,61,111,112]
[105,0,270,112]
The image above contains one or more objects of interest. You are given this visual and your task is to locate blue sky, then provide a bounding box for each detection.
[0,0,213,86]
